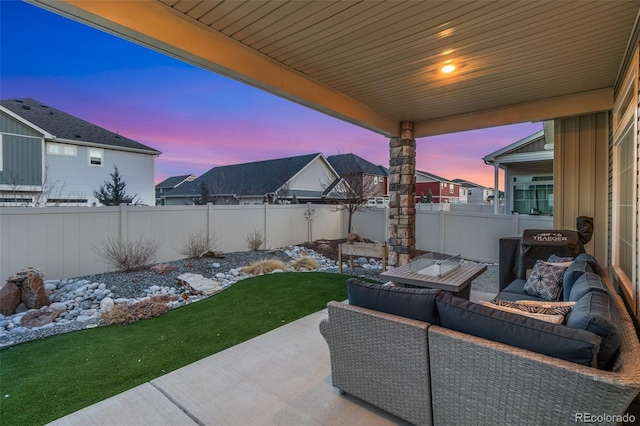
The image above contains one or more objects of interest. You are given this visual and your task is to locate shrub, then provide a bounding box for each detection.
[96,235,160,271]
[243,259,287,275]
[177,232,218,259]
[289,257,319,271]
[101,297,171,325]
[245,229,264,251]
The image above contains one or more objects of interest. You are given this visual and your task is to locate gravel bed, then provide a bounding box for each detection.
[76,248,293,299]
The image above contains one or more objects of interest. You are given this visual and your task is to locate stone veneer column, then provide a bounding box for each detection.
[388,122,416,266]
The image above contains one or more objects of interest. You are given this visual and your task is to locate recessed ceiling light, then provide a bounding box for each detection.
[440,64,456,74]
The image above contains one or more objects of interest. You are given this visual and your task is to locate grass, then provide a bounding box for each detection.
[0,272,355,426]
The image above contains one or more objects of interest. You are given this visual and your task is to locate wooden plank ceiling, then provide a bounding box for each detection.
[29,0,640,137]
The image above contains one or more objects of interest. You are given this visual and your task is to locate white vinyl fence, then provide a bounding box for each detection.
[0,203,343,281]
[349,208,553,263]
[1,203,552,282]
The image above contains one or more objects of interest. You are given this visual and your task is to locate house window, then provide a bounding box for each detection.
[613,125,635,280]
[47,142,77,156]
[612,50,637,301]
[88,148,104,166]
[512,176,553,215]
[449,184,454,193]
[468,190,473,195]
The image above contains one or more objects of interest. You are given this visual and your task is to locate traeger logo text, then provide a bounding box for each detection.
[532,232,568,242]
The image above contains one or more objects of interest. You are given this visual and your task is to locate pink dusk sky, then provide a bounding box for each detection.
[1,1,542,189]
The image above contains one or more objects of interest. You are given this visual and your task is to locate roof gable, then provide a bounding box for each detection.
[327,153,388,176]
[156,174,195,189]
[0,98,160,154]
[167,153,323,197]
[416,170,454,184]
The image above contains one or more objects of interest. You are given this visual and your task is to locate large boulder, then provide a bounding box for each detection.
[17,269,50,309]
[0,282,21,316]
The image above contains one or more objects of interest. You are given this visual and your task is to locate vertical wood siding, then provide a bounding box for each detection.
[0,134,42,186]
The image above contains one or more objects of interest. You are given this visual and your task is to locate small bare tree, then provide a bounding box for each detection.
[324,154,382,235]
[245,229,264,251]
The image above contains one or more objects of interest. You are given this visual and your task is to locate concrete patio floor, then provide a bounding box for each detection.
[47,288,495,426]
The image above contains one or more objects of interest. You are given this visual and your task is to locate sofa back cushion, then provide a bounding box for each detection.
[568,272,607,302]
[562,259,593,300]
[346,278,441,324]
[436,293,601,367]
[575,253,601,275]
[565,291,621,370]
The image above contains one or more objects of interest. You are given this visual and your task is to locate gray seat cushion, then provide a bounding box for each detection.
[496,279,548,302]
[346,278,441,324]
[566,291,621,370]
[436,292,601,367]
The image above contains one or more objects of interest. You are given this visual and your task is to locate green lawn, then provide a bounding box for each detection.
[0,272,354,426]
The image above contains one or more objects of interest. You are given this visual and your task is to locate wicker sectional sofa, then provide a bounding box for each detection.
[319,270,640,425]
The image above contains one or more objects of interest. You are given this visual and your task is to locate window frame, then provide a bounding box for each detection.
[87,147,104,167]
[611,50,638,305]
[47,142,77,157]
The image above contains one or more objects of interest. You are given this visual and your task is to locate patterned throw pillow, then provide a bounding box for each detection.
[479,300,566,324]
[523,260,568,300]
[493,299,575,316]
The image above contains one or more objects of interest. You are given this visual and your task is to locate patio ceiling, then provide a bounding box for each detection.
[29,0,640,138]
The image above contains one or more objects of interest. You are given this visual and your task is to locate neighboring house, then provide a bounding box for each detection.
[0,98,160,206]
[415,170,461,203]
[155,174,195,205]
[326,153,388,199]
[451,178,495,204]
[162,153,347,205]
[483,124,553,215]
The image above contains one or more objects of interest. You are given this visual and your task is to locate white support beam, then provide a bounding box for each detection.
[28,0,400,137]
[413,88,613,138]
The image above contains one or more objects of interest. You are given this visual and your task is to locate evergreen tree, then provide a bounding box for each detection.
[291,193,299,204]
[426,188,434,203]
[420,192,425,203]
[93,165,139,206]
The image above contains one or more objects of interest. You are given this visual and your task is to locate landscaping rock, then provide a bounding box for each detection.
[17,269,50,309]
[150,264,178,274]
[100,297,115,312]
[177,273,222,296]
[0,282,21,316]
[21,306,65,328]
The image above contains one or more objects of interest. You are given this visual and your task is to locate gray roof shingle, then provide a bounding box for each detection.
[156,175,193,189]
[165,153,322,198]
[1,98,160,154]
[327,153,388,176]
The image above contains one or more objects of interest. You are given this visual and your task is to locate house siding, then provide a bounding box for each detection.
[46,146,156,206]
[0,134,43,187]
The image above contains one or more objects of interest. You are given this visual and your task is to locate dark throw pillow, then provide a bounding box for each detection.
[346,278,440,324]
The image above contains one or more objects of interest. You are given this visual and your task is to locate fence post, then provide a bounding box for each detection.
[439,208,445,253]
[119,203,128,243]
[264,203,269,249]
[513,213,520,235]
[207,202,214,244]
